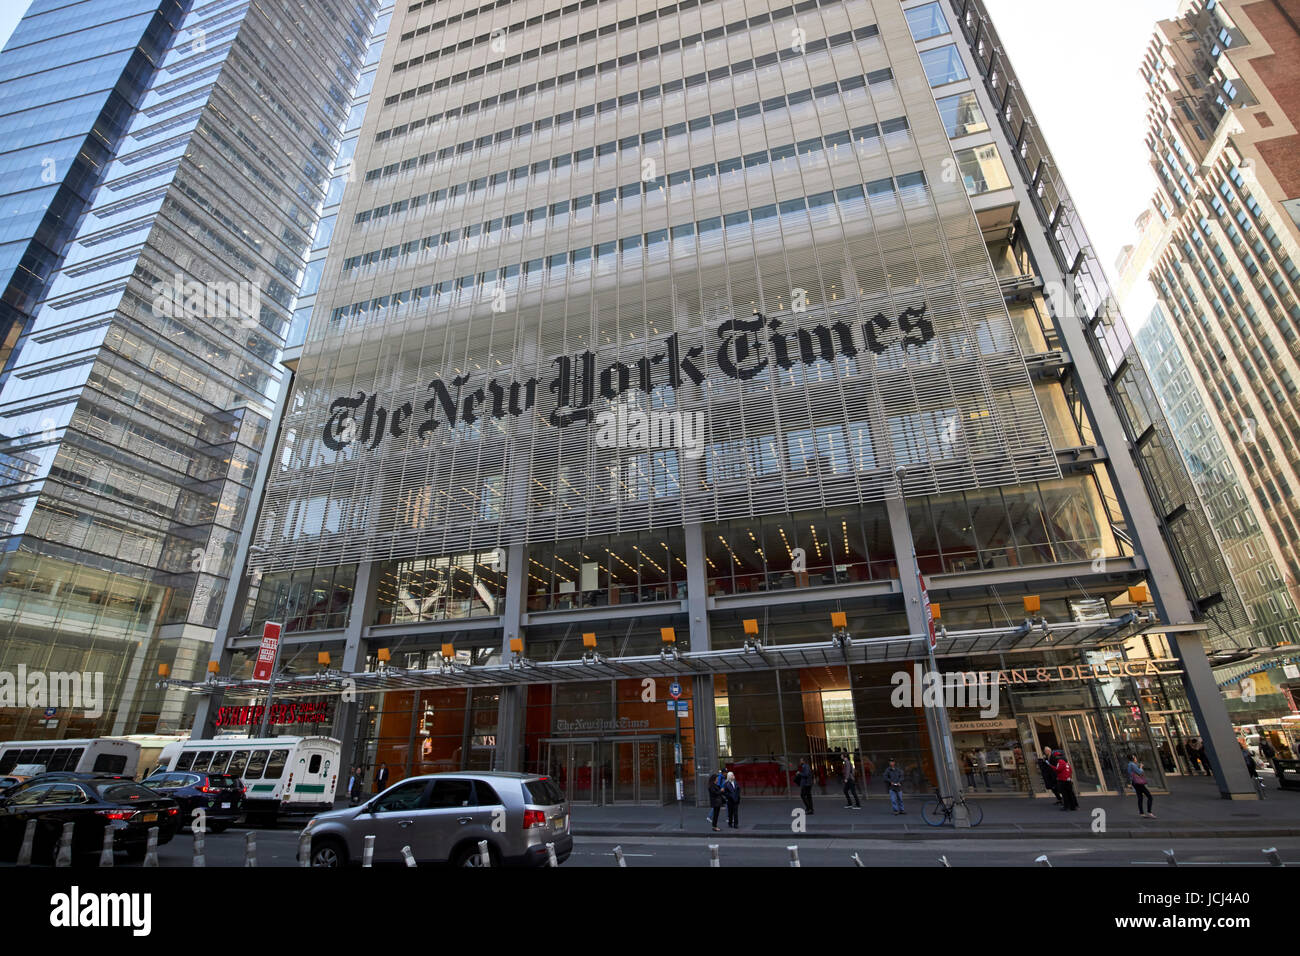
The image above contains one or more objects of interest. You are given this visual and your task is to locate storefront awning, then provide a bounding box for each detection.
[164,616,1140,699]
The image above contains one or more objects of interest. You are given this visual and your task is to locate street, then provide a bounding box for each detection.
[59,827,1300,868]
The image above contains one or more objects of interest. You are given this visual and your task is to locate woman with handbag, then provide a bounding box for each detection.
[1127,753,1155,818]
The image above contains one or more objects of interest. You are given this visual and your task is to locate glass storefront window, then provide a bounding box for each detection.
[372,550,506,624]
[704,504,895,595]
[250,564,355,633]
[528,529,685,611]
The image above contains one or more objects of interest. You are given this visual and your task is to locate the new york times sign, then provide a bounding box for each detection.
[322,306,933,451]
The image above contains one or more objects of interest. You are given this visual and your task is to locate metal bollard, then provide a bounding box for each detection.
[401,845,417,867]
[297,830,311,868]
[17,820,36,866]
[243,831,256,867]
[55,822,74,867]
[1262,847,1283,867]
[1034,854,1052,867]
[787,845,801,868]
[477,839,490,867]
[193,829,206,868]
[143,827,159,867]
[612,844,627,867]
[938,855,951,868]
[100,827,115,867]
[545,842,557,867]
[1256,776,1267,800]
[363,834,375,867]
[1163,849,1177,866]
[709,844,720,867]
[851,852,864,867]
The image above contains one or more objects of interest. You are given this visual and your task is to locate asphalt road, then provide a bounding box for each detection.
[56,828,1300,868]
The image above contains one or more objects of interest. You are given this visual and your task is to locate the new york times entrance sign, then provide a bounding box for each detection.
[322,306,933,451]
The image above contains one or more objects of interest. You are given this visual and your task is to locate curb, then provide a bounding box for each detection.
[572,826,1300,840]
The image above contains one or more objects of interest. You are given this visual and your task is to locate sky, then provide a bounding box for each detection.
[0,0,1172,310]
[981,0,1177,324]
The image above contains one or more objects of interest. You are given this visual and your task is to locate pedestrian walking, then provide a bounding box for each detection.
[883,758,905,814]
[1051,750,1078,811]
[1037,747,1060,803]
[963,752,976,790]
[1126,753,1155,818]
[1244,746,1259,779]
[374,762,390,794]
[842,754,861,808]
[795,759,815,814]
[723,771,741,829]
[708,770,725,831]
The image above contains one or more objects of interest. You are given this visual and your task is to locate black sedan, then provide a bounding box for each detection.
[0,778,181,864]
[140,771,244,832]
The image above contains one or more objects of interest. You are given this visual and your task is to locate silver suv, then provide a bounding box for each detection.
[300,772,572,867]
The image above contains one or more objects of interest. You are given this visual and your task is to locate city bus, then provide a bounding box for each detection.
[0,738,141,777]
[156,736,340,822]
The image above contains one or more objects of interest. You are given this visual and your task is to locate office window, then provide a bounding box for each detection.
[919,45,967,86]
[953,145,1011,195]
[935,91,988,137]
[904,2,950,40]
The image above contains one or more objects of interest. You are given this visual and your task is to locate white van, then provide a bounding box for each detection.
[156,736,340,821]
[109,733,191,779]
[0,738,141,778]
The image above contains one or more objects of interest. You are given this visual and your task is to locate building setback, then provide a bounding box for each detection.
[0,0,377,739]
[194,0,1257,803]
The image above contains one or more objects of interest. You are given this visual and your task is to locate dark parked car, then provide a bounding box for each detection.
[300,772,571,867]
[140,771,245,832]
[0,778,181,864]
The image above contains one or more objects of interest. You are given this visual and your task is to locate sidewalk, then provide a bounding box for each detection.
[568,775,1300,840]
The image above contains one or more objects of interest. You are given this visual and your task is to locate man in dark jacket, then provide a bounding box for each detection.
[794,760,815,814]
[374,763,390,794]
[1261,737,1277,771]
[708,771,725,831]
[842,754,861,808]
[1037,747,1060,804]
[883,758,905,814]
[1196,740,1212,776]
[723,772,741,829]
[347,767,364,805]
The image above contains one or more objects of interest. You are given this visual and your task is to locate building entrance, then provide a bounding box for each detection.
[1025,712,1108,794]
[540,736,672,806]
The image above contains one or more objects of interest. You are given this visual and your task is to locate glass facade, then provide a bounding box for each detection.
[0,0,377,738]
[199,0,1252,804]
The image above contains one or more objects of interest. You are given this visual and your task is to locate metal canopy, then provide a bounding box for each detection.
[167,617,1139,700]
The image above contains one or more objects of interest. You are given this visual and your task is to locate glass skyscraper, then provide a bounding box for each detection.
[0,0,377,739]
[188,0,1255,803]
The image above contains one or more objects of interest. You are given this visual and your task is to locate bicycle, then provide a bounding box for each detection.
[922,789,983,827]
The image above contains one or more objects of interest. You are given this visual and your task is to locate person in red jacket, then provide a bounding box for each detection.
[1051,750,1078,811]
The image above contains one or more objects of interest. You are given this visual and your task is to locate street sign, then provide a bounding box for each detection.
[252,622,283,682]
[669,681,682,699]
